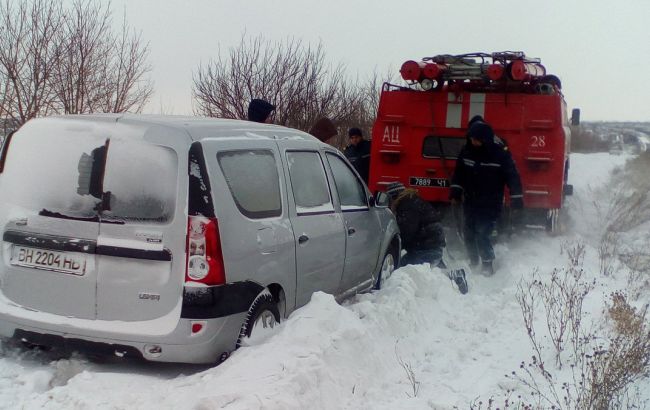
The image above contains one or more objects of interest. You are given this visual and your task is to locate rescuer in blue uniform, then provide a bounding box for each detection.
[344,127,372,184]
[449,118,523,275]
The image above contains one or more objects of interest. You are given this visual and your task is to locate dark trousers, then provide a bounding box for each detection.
[463,212,496,263]
[401,247,443,268]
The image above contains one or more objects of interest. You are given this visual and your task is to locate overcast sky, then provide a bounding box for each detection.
[110,0,649,121]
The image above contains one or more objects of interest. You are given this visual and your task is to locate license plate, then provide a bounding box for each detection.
[409,177,449,188]
[10,245,87,276]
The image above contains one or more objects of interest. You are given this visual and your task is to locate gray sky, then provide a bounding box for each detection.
[111,0,650,121]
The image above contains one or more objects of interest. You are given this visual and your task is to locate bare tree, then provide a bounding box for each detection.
[49,0,112,114]
[193,35,366,137]
[0,0,153,126]
[0,0,65,124]
[329,68,395,149]
[97,10,153,113]
[51,0,153,114]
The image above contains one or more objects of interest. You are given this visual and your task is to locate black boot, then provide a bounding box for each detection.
[481,260,494,276]
[448,269,468,294]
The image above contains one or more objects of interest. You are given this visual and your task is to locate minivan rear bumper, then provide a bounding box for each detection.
[0,296,246,364]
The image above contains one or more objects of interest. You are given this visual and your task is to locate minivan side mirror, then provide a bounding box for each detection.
[373,191,390,208]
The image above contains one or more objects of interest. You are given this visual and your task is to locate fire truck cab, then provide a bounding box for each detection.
[368,52,573,232]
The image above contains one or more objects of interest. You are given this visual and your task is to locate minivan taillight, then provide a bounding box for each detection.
[185,215,226,286]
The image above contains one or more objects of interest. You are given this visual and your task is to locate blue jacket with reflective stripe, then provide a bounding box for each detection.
[449,139,522,220]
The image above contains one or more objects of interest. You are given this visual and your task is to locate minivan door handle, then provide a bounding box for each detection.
[347,227,356,235]
[298,234,309,244]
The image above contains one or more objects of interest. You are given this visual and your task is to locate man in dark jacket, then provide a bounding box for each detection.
[247,99,276,123]
[449,119,523,276]
[386,182,445,267]
[343,127,371,184]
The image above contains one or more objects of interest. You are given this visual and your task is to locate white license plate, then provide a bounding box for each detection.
[409,176,450,187]
[10,245,87,276]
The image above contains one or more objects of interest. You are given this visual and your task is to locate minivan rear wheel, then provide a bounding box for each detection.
[236,292,280,348]
[374,245,398,290]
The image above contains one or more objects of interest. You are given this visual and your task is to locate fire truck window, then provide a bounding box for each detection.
[325,153,367,210]
[422,136,466,159]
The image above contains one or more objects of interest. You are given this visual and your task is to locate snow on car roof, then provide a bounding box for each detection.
[45,113,321,144]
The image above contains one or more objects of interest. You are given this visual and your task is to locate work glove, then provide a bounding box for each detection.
[510,198,524,231]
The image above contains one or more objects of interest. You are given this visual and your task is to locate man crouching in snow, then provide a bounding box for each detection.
[386,182,445,267]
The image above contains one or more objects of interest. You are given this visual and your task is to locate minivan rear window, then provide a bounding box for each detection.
[2,130,178,223]
[1,131,107,218]
[101,140,178,223]
[217,150,282,219]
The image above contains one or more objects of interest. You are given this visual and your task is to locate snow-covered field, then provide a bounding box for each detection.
[1,152,648,409]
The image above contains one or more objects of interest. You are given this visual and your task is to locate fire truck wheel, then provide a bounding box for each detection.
[374,243,398,290]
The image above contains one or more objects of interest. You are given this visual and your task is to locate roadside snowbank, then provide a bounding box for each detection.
[1,152,648,409]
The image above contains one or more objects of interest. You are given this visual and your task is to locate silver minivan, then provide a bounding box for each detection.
[0,114,400,363]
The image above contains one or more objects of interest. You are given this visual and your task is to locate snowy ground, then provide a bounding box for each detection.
[1,152,648,409]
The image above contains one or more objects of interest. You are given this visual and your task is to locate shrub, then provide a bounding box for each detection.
[508,269,650,409]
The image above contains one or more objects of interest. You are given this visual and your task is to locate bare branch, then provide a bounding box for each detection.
[192,34,381,141]
[0,0,153,123]
[0,0,66,125]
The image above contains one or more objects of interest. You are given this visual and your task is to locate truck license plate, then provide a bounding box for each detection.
[10,245,87,276]
[409,177,449,188]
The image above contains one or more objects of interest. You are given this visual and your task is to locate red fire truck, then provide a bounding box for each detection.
[368,52,575,232]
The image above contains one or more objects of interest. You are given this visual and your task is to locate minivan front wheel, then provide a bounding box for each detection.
[236,292,280,348]
[374,245,397,290]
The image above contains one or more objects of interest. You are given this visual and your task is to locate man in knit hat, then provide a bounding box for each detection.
[386,182,468,293]
[449,119,523,276]
[344,127,372,184]
[386,182,445,267]
[247,99,276,123]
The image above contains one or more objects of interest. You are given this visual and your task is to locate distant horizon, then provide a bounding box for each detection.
[581,120,650,124]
